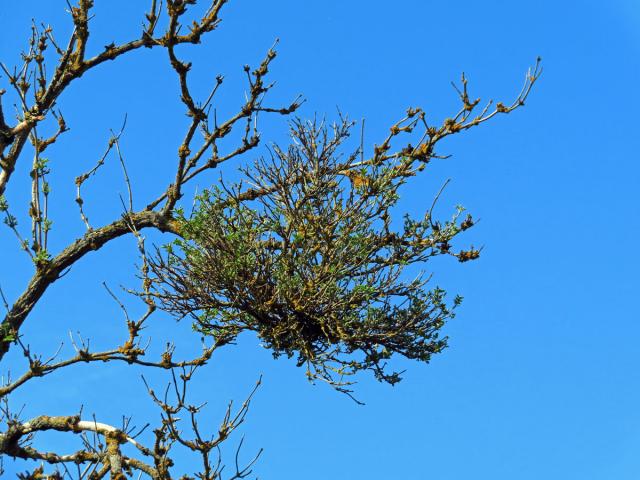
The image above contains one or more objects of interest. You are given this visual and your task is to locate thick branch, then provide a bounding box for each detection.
[0,415,157,477]
[0,210,176,360]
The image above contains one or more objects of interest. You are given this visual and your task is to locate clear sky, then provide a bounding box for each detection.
[1,1,639,478]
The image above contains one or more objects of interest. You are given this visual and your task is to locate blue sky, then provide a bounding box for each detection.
[1,1,639,478]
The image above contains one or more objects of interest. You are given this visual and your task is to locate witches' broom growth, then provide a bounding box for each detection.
[150,117,480,392]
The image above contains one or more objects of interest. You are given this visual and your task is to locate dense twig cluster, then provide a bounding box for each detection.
[147,59,541,392]
[149,116,472,390]
[0,0,539,476]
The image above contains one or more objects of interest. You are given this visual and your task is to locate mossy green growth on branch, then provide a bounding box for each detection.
[149,118,477,391]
